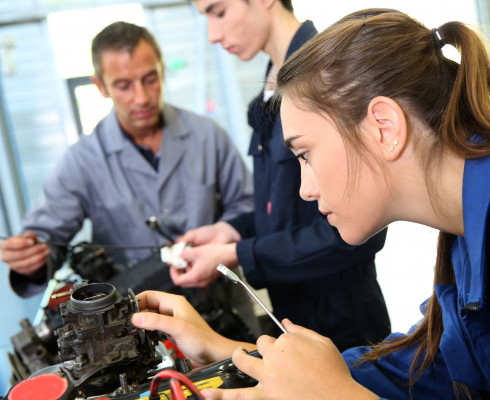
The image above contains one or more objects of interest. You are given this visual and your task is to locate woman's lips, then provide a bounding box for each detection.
[320,210,333,223]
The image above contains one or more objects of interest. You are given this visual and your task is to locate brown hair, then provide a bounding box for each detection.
[277,9,490,397]
[91,21,163,81]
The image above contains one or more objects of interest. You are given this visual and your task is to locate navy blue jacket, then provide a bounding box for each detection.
[227,21,390,348]
[344,153,490,399]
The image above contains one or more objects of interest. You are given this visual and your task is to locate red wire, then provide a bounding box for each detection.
[149,369,204,400]
[170,378,186,400]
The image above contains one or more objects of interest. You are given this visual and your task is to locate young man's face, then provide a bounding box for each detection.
[93,39,164,137]
[194,0,271,61]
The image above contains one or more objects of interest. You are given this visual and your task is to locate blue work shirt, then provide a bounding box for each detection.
[343,154,490,399]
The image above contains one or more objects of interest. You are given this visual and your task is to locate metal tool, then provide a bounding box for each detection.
[145,216,174,243]
[217,264,287,334]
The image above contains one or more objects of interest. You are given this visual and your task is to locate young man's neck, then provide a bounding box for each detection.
[264,6,301,69]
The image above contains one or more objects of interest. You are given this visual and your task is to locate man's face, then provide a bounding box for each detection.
[93,39,164,137]
[194,0,270,61]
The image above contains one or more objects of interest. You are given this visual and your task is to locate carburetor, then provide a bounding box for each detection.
[55,282,162,396]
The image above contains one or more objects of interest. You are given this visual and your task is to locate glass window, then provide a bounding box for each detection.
[47,3,146,80]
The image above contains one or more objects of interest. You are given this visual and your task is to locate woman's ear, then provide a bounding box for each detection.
[365,96,407,161]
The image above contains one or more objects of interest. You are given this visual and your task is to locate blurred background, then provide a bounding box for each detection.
[0,0,488,394]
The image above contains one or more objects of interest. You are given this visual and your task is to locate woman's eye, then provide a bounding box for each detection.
[296,152,309,162]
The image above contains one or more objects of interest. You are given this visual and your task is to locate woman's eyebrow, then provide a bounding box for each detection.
[284,135,302,149]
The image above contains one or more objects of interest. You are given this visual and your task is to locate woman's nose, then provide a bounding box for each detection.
[299,167,320,201]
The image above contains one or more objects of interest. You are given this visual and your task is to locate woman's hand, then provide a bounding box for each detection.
[131,291,256,367]
[201,320,379,400]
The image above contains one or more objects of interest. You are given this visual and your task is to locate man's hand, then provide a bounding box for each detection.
[169,243,238,288]
[0,232,49,276]
[178,222,241,246]
[131,291,256,367]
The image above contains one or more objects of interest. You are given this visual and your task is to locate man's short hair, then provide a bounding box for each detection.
[91,21,162,80]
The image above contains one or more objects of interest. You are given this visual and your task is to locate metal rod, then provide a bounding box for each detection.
[217,264,287,334]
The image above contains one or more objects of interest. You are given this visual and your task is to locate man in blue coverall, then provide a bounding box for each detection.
[170,0,391,350]
[0,21,258,335]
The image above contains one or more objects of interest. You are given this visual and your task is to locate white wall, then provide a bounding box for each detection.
[375,223,437,332]
[293,0,477,32]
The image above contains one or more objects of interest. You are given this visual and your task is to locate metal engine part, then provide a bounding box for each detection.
[69,244,119,283]
[8,318,59,383]
[5,280,260,399]
[55,282,162,396]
